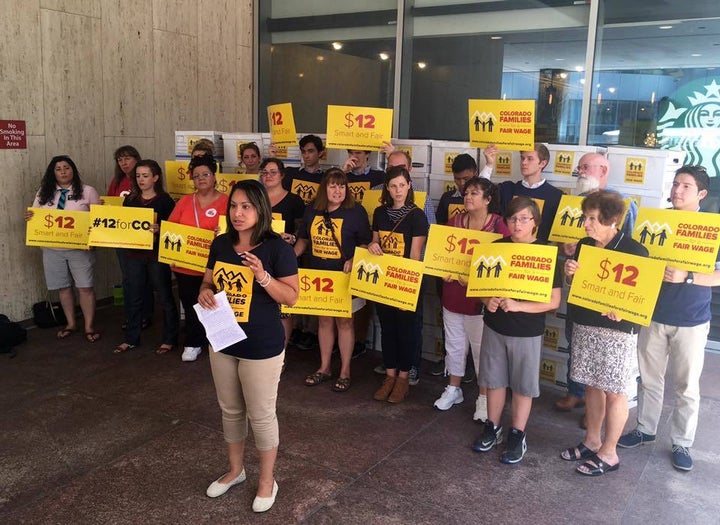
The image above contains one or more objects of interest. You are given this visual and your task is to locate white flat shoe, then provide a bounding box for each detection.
[252,480,278,513]
[206,469,246,498]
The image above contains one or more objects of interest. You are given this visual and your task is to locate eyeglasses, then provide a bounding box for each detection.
[192,172,213,180]
[576,164,601,172]
[260,170,281,177]
[507,216,534,224]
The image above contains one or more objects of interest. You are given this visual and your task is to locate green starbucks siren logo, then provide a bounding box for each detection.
[657,78,720,177]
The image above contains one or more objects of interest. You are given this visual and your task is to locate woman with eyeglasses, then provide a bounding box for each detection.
[472,196,562,465]
[433,177,510,419]
[368,166,429,404]
[198,180,298,512]
[167,154,228,362]
[239,142,262,174]
[294,168,371,392]
[259,157,305,352]
[560,190,647,476]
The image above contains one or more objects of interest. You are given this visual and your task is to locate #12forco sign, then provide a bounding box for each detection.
[0,120,27,149]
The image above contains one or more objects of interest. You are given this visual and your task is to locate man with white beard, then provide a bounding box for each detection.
[554,152,638,418]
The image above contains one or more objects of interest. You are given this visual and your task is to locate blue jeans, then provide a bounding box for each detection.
[125,256,178,346]
[565,319,586,399]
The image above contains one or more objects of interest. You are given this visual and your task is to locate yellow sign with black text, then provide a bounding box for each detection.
[633,207,720,273]
[25,208,91,250]
[423,224,502,280]
[553,151,575,175]
[216,173,259,195]
[267,103,298,147]
[165,160,196,199]
[212,261,254,322]
[100,196,125,206]
[466,242,558,302]
[349,247,424,310]
[468,99,535,151]
[549,195,632,244]
[88,205,154,249]
[326,105,393,151]
[567,244,665,326]
[281,269,352,318]
[158,221,214,273]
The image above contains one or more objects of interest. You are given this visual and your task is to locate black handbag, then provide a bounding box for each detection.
[32,300,67,328]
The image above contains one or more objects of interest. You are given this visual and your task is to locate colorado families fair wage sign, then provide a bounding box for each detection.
[468,99,535,151]
[349,247,423,311]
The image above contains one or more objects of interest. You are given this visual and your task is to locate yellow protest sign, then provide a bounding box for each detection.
[549,195,632,243]
[624,158,647,184]
[26,208,91,250]
[267,103,298,147]
[281,269,352,318]
[217,216,227,235]
[495,151,513,177]
[326,105,393,151]
[349,247,424,311]
[212,261,254,322]
[216,172,260,195]
[157,221,214,273]
[165,160,195,199]
[360,190,427,221]
[100,196,125,206]
[633,207,720,273]
[568,244,665,326]
[466,242,558,302]
[88,205,154,249]
[423,224,502,280]
[468,99,535,151]
[553,151,575,175]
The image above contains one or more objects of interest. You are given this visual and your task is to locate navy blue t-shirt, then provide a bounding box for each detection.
[372,206,429,259]
[498,180,564,242]
[206,234,298,359]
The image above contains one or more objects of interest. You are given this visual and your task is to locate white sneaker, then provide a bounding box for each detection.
[473,394,488,421]
[182,346,202,362]
[433,385,463,410]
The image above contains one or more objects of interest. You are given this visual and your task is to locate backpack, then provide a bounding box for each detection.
[0,314,27,357]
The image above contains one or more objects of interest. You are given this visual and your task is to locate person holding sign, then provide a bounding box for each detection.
[260,157,305,351]
[559,191,648,476]
[294,169,371,392]
[619,166,720,472]
[167,154,228,362]
[114,160,178,355]
[25,156,101,342]
[342,149,386,201]
[198,180,298,512]
[472,197,561,464]
[239,142,262,174]
[436,150,495,226]
[369,166,429,404]
[434,178,510,417]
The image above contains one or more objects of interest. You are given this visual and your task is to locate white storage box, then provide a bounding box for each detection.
[543,144,607,177]
[430,140,478,175]
[175,131,225,161]
[606,147,685,191]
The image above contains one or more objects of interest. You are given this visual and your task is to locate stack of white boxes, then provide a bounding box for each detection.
[174,131,225,161]
[260,132,302,169]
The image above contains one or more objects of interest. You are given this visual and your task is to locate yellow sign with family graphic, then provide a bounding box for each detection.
[553,151,575,175]
[568,244,665,326]
[349,248,424,310]
[326,105,393,151]
[624,158,646,184]
[361,190,427,222]
[468,99,535,151]
[281,269,352,318]
[309,215,344,259]
[466,242,558,302]
[158,221,214,273]
[26,208,91,250]
[423,224,502,280]
[267,103,298,147]
[216,173,259,195]
[633,207,720,273]
[165,160,196,199]
[212,261,254,322]
[550,195,633,243]
[88,205,154,249]
[495,151,513,177]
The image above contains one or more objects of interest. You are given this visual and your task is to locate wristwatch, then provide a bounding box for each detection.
[685,271,694,284]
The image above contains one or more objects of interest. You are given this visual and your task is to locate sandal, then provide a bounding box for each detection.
[57,327,76,339]
[304,371,332,386]
[113,343,136,354]
[576,454,619,476]
[85,332,101,343]
[332,377,351,393]
[156,344,174,355]
[561,442,597,461]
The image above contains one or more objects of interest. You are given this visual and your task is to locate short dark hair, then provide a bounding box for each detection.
[259,157,286,176]
[462,177,501,215]
[226,180,278,246]
[188,154,217,176]
[299,134,324,152]
[504,195,541,227]
[675,165,710,192]
[451,153,477,175]
[582,190,625,226]
[313,168,355,210]
[380,166,415,207]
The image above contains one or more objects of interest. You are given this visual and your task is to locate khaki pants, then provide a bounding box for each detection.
[209,349,284,451]
[636,321,709,447]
